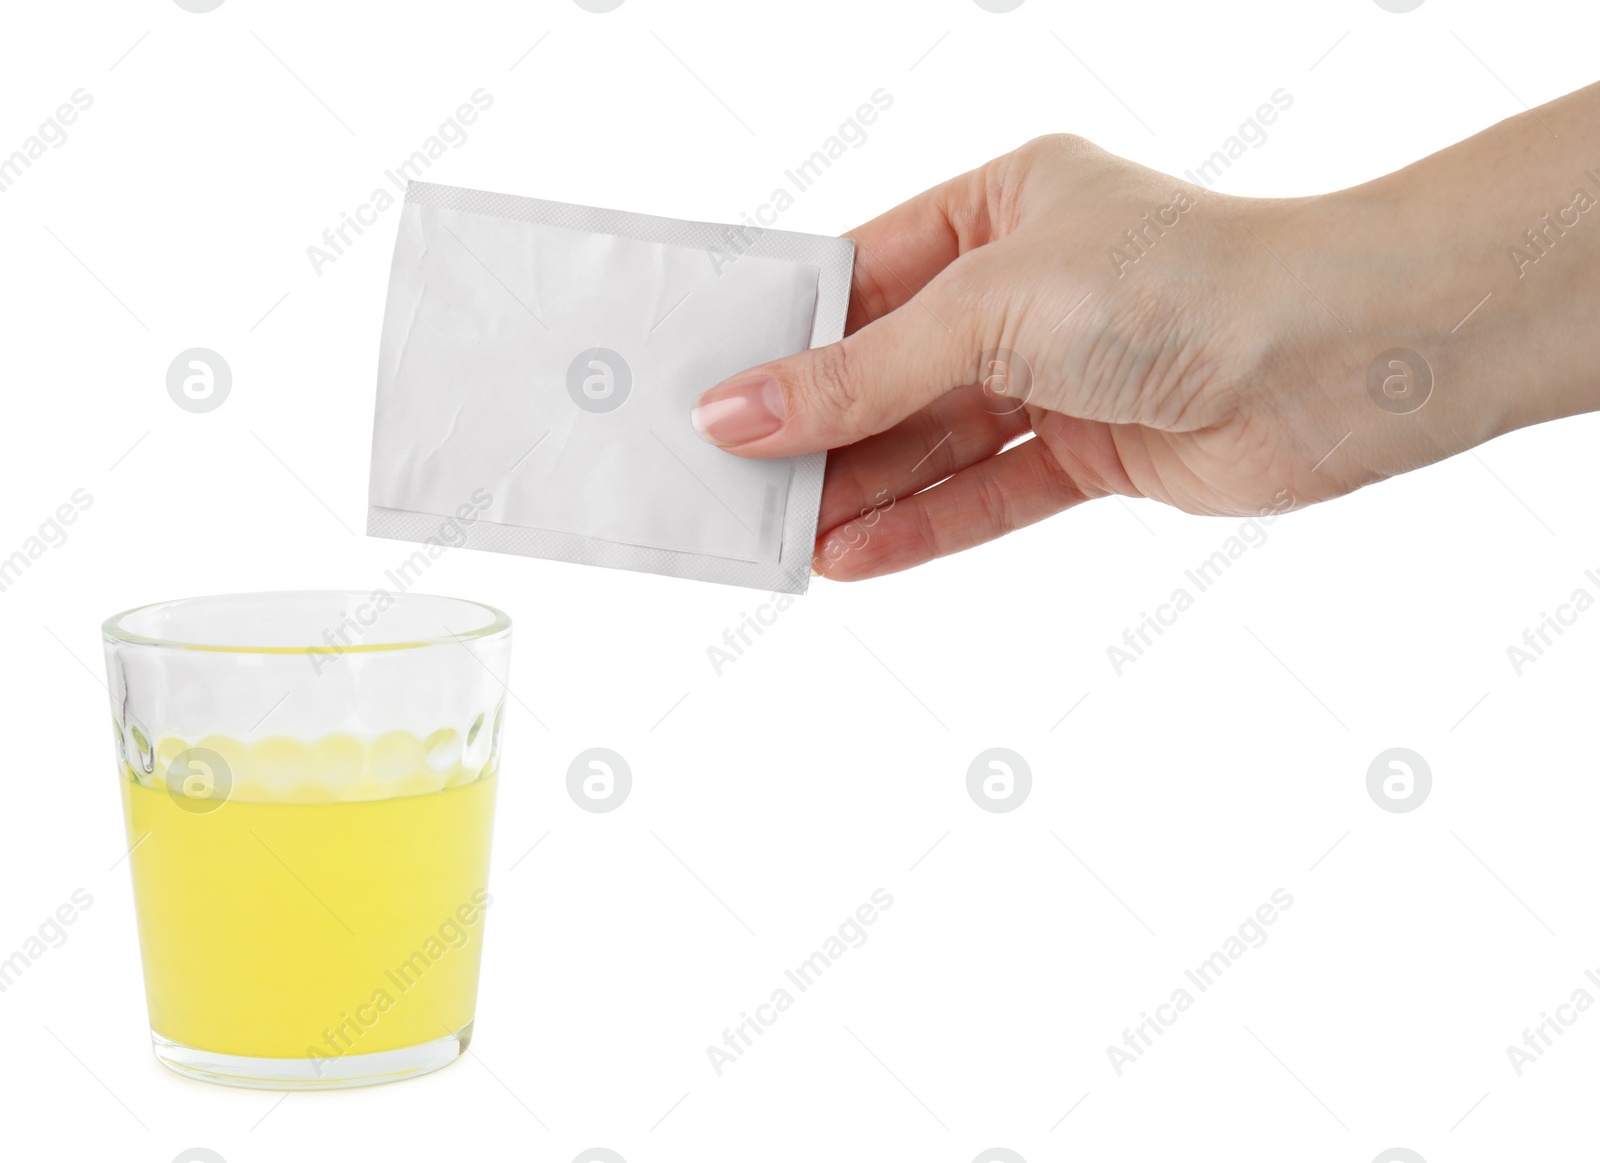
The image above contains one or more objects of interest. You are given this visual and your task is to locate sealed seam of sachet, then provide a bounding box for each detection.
[366,180,855,594]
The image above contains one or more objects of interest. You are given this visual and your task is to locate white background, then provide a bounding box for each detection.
[2,1,1597,1161]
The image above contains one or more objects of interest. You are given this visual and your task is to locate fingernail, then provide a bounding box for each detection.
[691,375,785,446]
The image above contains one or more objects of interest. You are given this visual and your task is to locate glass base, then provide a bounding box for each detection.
[151,1021,472,1090]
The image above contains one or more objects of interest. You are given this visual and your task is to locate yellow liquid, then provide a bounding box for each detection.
[122,735,496,1061]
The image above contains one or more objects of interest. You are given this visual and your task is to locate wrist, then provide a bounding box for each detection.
[1324,92,1600,444]
[1232,188,1506,498]
[1252,136,1599,498]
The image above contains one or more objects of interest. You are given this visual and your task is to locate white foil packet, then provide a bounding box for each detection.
[367,181,854,592]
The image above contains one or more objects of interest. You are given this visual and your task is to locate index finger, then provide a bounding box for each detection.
[842,159,1001,335]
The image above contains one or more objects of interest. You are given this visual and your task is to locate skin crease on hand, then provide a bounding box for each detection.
[689,80,1600,582]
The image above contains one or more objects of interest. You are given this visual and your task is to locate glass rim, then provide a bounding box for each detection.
[101,590,512,654]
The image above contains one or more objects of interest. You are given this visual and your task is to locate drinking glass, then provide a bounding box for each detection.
[102,591,511,1089]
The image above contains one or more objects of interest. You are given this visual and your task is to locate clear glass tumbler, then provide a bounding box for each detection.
[102,591,511,1089]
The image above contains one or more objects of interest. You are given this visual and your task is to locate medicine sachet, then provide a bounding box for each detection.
[367,181,853,592]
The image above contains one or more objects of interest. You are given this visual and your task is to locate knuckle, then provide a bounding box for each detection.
[942,261,1007,330]
[848,250,898,323]
[907,497,945,562]
[1014,132,1096,167]
[797,341,872,432]
[970,470,1016,537]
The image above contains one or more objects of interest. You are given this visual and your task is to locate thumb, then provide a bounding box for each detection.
[689,269,989,457]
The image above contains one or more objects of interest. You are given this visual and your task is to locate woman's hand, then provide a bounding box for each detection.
[689,83,1600,580]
